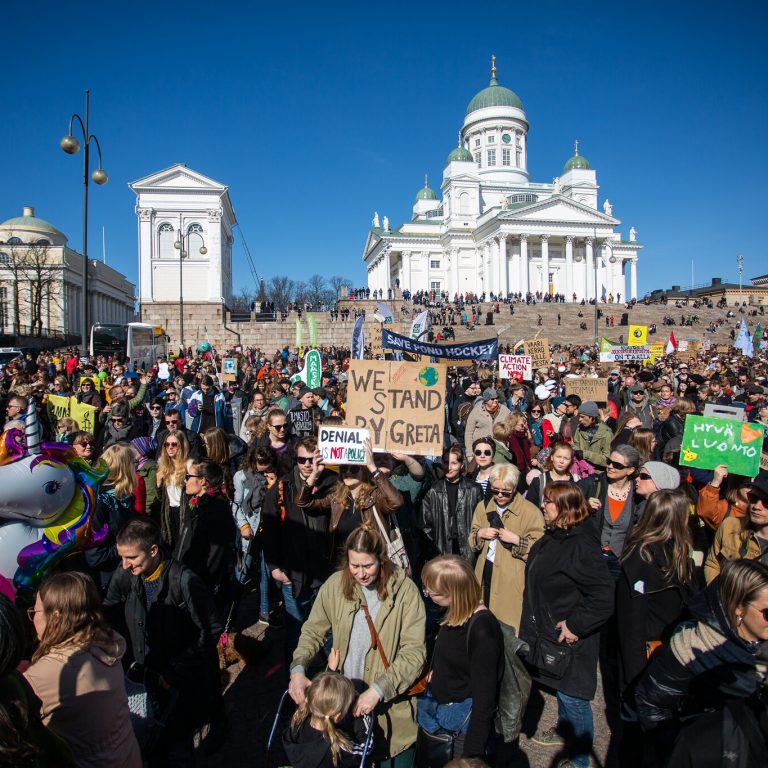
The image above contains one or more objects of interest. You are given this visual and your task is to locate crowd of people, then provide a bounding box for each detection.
[0,335,767,768]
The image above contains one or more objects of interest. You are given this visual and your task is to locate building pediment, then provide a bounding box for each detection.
[129,163,227,193]
[499,195,619,225]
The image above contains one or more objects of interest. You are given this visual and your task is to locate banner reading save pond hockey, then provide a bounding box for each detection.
[381,328,498,360]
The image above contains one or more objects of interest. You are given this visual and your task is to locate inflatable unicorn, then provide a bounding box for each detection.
[0,402,107,595]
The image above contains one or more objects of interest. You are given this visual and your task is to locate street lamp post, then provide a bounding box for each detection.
[60,89,108,356]
[174,221,207,352]
[737,254,744,307]
[573,230,617,348]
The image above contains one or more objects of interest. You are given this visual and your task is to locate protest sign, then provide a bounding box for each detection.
[703,403,747,422]
[498,354,533,381]
[288,408,315,438]
[290,349,322,388]
[564,378,609,402]
[345,360,445,455]
[524,338,550,368]
[680,415,763,477]
[381,328,497,360]
[761,451,768,473]
[629,325,648,346]
[678,340,688,352]
[47,394,70,423]
[599,345,651,362]
[649,343,664,363]
[716,344,729,354]
[319,426,369,464]
[370,325,383,358]
[70,400,98,434]
[222,357,237,382]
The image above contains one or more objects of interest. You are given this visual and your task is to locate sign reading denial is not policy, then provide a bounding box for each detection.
[319,426,369,464]
[345,360,445,455]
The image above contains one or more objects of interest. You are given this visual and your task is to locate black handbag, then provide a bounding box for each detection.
[530,635,573,679]
[415,725,459,768]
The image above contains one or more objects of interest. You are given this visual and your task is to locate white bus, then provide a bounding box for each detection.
[90,322,168,371]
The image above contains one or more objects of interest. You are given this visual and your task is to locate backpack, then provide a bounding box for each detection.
[242,469,267,518]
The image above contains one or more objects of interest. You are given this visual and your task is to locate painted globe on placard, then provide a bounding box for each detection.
[197,341,211,353]
[418,367,438,387]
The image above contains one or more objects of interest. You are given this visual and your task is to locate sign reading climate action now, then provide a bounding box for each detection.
[498,355,533,381]
[680,414,763,477]
[318,426,369,464]
[381,328,498,360]
[345,360,445,454]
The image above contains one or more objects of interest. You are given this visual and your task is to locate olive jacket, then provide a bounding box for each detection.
[703,516,763,584]
[291,568,425,759]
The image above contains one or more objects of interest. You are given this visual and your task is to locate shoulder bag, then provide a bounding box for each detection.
[371,504,412,577]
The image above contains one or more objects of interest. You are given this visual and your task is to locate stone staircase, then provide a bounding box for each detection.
[214,300,751,353]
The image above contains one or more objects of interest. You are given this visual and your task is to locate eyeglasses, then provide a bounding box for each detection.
[184,473,203,481]
[474,449,493,457]
[490,487,514,497]
[296,456,313,465]
[26,607,43,621]
[542,497,554,505]
[747,491,768,505]
[636,472,653,481]
[607,459,629,470]
[422,587,444,599]
[164,441,179,447]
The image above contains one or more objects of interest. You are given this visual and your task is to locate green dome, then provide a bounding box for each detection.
[0,207,67,244]
[415,186,438,202]
[446,145,474,163]
[563,141,591,172]
[466,76,523,115]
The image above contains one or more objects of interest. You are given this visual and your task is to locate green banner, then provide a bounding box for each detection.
[307,314,316,347]
[295,318,302,348]
[680,414,763,477]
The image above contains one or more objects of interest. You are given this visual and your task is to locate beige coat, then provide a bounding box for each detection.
[24,631,141,768]
[703,516,763,583]
[292,568,426,758]
[464,401,512,457]
[469,493,545,632]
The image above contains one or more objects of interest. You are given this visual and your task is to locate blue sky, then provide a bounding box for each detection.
[3,1,766,297]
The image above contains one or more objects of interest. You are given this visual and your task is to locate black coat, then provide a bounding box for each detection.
[420,477,481,561]
[104,558,222,729]
[519,518,614,699]
[155,425,204,461]
[84,487,136,589]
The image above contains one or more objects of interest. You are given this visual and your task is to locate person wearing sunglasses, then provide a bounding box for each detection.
[705,475,768,583]
[95,400,138,454]
[635,559,768,764]
[155,430,191,549]
[155,407,204,462]
[253,408,296,476]
[469,463,544,633]
[146,397,166,440]
[469,437,497,499]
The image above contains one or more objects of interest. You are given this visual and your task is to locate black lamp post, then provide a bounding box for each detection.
[60,89,108,356]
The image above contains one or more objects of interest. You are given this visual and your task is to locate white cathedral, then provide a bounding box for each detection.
[362,60,642,301]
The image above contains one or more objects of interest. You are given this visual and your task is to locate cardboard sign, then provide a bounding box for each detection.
[371,325,383,358]
[524,338,550,368]
[680,415,763,477]
[716,344,730,354]
[564,378,609,402]
[703,403,747,422]
[599,346,651,362]
[319,426,369,464]
[345,360,445,455]
[761,451,768,472]
[498,354,533,381]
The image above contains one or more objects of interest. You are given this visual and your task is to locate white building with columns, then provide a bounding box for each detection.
[363,61,641,301]
[129,164,237,347]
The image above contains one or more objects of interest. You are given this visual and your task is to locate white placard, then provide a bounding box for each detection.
[703,403,747,422]
[319,426,370,464]
[498,354,533,381]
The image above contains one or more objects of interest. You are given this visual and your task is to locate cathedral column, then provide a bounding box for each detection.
[451,248,459,297]
[630,259,638,300]
[137,208,153,303]
[540,235,550,296]
[585,237,594,301]
[498,235,508,298]
[519,235,529,295]
[402,251,411,292]
[491,239,499,296]
[383,251,391,290]
[565,236,574,300]
[483,242,491,296]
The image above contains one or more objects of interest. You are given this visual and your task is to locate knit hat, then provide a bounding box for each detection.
[297,386,312,398]
[482,388,500,402]
[642,461,680,490]
[551,396,566,409]
[578,401,600,419]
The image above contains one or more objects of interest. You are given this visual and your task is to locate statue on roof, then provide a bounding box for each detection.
[603,199,613,216]
[630,226,637,242]
[383,215,389,231]
[553,177,561,194]
[373,212,380,228]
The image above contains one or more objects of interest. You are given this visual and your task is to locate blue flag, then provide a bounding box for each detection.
[735,319,753,358]
[351,315,365,359]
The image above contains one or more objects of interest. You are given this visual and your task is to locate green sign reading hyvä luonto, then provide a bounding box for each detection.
[680,415,763,477]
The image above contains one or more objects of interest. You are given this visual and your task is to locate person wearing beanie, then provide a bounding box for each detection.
[541,396,567,448]
[622,383,654,429]
[464,388,511,458]
[635,461,681,497]
[450,378,481,442]
[287,386,319,438]
[572,401,613,470]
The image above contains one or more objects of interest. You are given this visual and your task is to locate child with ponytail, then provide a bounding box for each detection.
[283,669,371,768]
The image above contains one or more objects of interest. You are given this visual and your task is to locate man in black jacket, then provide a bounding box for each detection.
[105,517,222,766]
[155,407,204,460]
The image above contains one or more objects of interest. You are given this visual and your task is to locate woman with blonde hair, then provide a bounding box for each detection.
[469,463,544,632]
[85,442,140,589]
[290,525,425,765]
[23,572,141,768]
[627,427,657,464]
[419,556,503,762]
[155,428,190,549]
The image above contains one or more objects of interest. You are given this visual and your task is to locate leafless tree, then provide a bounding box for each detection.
[267,275,295,311]
[231,286,255,313]
[329,275,352,300]
[306,274,327,307]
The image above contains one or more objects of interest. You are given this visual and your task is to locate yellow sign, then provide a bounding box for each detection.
[649,343,664,363]
[46,395,99,434]
[629,325,648,346]
[47,394,70,422]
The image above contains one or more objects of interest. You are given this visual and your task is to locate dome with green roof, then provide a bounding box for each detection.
[415,176,438,202]
[446,145,474,164]
[0,206,67,245]
[466,58,523,115]
[563,140,591,173]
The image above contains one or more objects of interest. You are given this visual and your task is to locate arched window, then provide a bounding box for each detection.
[0,252,10,265]
[459,192,471,214]
[158,222,176,260]
[187,223,203,235]
[35,238,51,246]
[7,237,22,245]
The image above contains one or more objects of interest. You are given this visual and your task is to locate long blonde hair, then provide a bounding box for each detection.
[101,442,138,500]
[157,430,190,486]
[421,555,482,626]
[32,572,113,664]
[290,672,355,766]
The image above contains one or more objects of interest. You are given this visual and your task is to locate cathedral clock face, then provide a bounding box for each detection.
[502,133,511,144]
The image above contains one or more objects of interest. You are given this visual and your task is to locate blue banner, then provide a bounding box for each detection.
[351,315,366,359]
[381,328,498,360]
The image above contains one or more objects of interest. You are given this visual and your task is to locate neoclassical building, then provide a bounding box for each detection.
[0,207,134,339]
[363,61,642,301]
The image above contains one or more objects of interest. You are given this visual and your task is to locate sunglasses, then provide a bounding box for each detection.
[490,487,513,496]
[271,423,288,430]
[75,441,94,447]
[165,420,179,425]
[184,473,203,481]
[150,405,162,410]
[607,459,629,470]
[474,449,493,457]
[531,410,542,414]
[636,472,653,481]
[112,418,125,424]
[296,456,314,465]
[164,441,179,447]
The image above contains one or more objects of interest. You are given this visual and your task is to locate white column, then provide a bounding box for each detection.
[490,239,499,296]
[630,259,638,299]
[498,235,508,298]
[451,248,459,297]
[540,235,549,296]
[585,237,594,301]
[383,251,391,290]
[565,236,574,300]
[401,251,410,292]
[483,242,491,296]
[520,235,529,295]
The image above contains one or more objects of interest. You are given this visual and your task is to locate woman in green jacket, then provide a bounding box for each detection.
[289,525,426,767]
